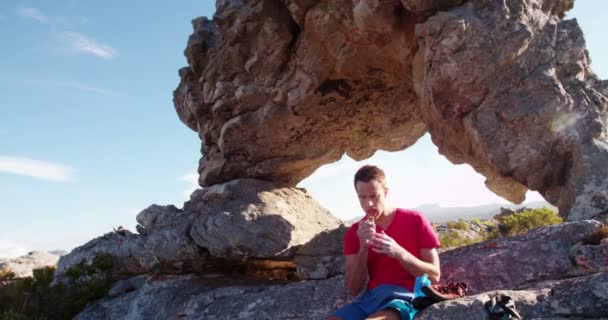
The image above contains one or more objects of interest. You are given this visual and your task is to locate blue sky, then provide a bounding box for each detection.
[0,1,605,258]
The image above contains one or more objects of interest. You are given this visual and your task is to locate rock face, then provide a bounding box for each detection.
[73,220,608,319]
[53,0,608,318]
[186,179,340,259]
[55,205,208,278]
[0,251,60,278]
[55,183,341,281]
[75,275,348,320]
[416,272,608,320]
[417,0,607,220]
[439,220,603,294]
[174,0,608,221]
[294,224,347,279]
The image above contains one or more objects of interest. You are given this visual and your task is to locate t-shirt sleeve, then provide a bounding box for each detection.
[343,223,360,255]
[418,213,441,248]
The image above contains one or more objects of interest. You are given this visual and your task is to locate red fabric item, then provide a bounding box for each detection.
[344,209,440,292]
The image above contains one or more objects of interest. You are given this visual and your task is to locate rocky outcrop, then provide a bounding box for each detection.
[0,251,60,278]
[55,181,341,281]
[55,205,207,278]
[51,0,608,318]
[417,0,607,221]
[75,275,348,320]
[439,220,604,294]
[185,179,340,259]
[72,220,608,319]
[417,272,608,320]
[174,0,607,221]
[294,224,347,279]
[75,273,608,319]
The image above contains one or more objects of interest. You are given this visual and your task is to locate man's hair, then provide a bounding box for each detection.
[354,165,387,188]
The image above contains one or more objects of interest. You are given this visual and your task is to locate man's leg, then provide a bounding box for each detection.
[327,303,367,320]
[365,309,401,320]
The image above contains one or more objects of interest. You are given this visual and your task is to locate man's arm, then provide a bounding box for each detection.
[397,247,440,283]
[344,250,369,297]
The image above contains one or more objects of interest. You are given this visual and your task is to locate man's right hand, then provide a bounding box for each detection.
[357,215,376,247]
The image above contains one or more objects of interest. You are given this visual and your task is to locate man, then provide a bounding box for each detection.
[328,165,441,320]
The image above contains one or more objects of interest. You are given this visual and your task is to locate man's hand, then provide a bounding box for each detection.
[357,216,376,247]
[370,230,406,259]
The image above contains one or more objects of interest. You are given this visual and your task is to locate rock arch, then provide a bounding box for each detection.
[174,0,608,221]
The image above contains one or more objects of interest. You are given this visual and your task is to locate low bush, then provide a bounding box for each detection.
[0,269,15,283]
[0,253,115,320]
[500,207,562,236]
[447,220,470,231]
[439,208,562,249]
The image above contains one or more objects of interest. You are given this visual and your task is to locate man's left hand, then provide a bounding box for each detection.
[370,231,407,259]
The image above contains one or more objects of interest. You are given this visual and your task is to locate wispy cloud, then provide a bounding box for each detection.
[179,172,199,198]
[56,80,120,96]
[22,76,121,97]
[59,31,118,59]
[17,5,51,24]
[0,156,74,182]
[15,6,117,59]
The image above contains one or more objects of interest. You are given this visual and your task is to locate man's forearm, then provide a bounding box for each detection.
[344,248,369,296]
[397,249,440,283]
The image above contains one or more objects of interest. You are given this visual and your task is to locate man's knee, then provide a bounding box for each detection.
[365,308,401,320]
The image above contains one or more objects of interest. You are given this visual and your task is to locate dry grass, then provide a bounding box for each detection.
[0,269,15,282]
[583,224,608,245]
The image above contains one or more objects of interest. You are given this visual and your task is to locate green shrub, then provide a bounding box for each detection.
[500,207,562,236]
[1,309,28,320]
[0,253,115,320]
[440,218,501,249]
[439,208,563,249]
[439,229,495,249]
[472,218,481,225]
[440,230,473,248]
[447,220,470,231]
[482,220,495,228]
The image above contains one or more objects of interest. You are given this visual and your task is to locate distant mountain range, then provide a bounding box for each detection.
[415,201,557,223]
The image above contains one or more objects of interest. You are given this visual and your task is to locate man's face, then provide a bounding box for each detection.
[355,179,387,219]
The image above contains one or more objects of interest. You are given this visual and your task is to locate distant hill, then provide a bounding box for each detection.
[342,201,556,225]
[0,251,60,278]
[415,201,557,223]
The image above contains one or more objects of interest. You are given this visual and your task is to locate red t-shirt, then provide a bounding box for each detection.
[344,208,440,292]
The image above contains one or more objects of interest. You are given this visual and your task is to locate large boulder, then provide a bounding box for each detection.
[417,272,608,320]
[294,224,347,279]
[73,219,608,319]
[416,0,608,220]
[174,0,608,221]
[75,271,608,319]
[55,205,207,279]
[56,183,341,280]
[439,220,603,294]
[74,274,348,320]
[187,179,341,259]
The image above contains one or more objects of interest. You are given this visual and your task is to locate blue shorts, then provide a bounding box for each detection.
[330,284,415,320]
